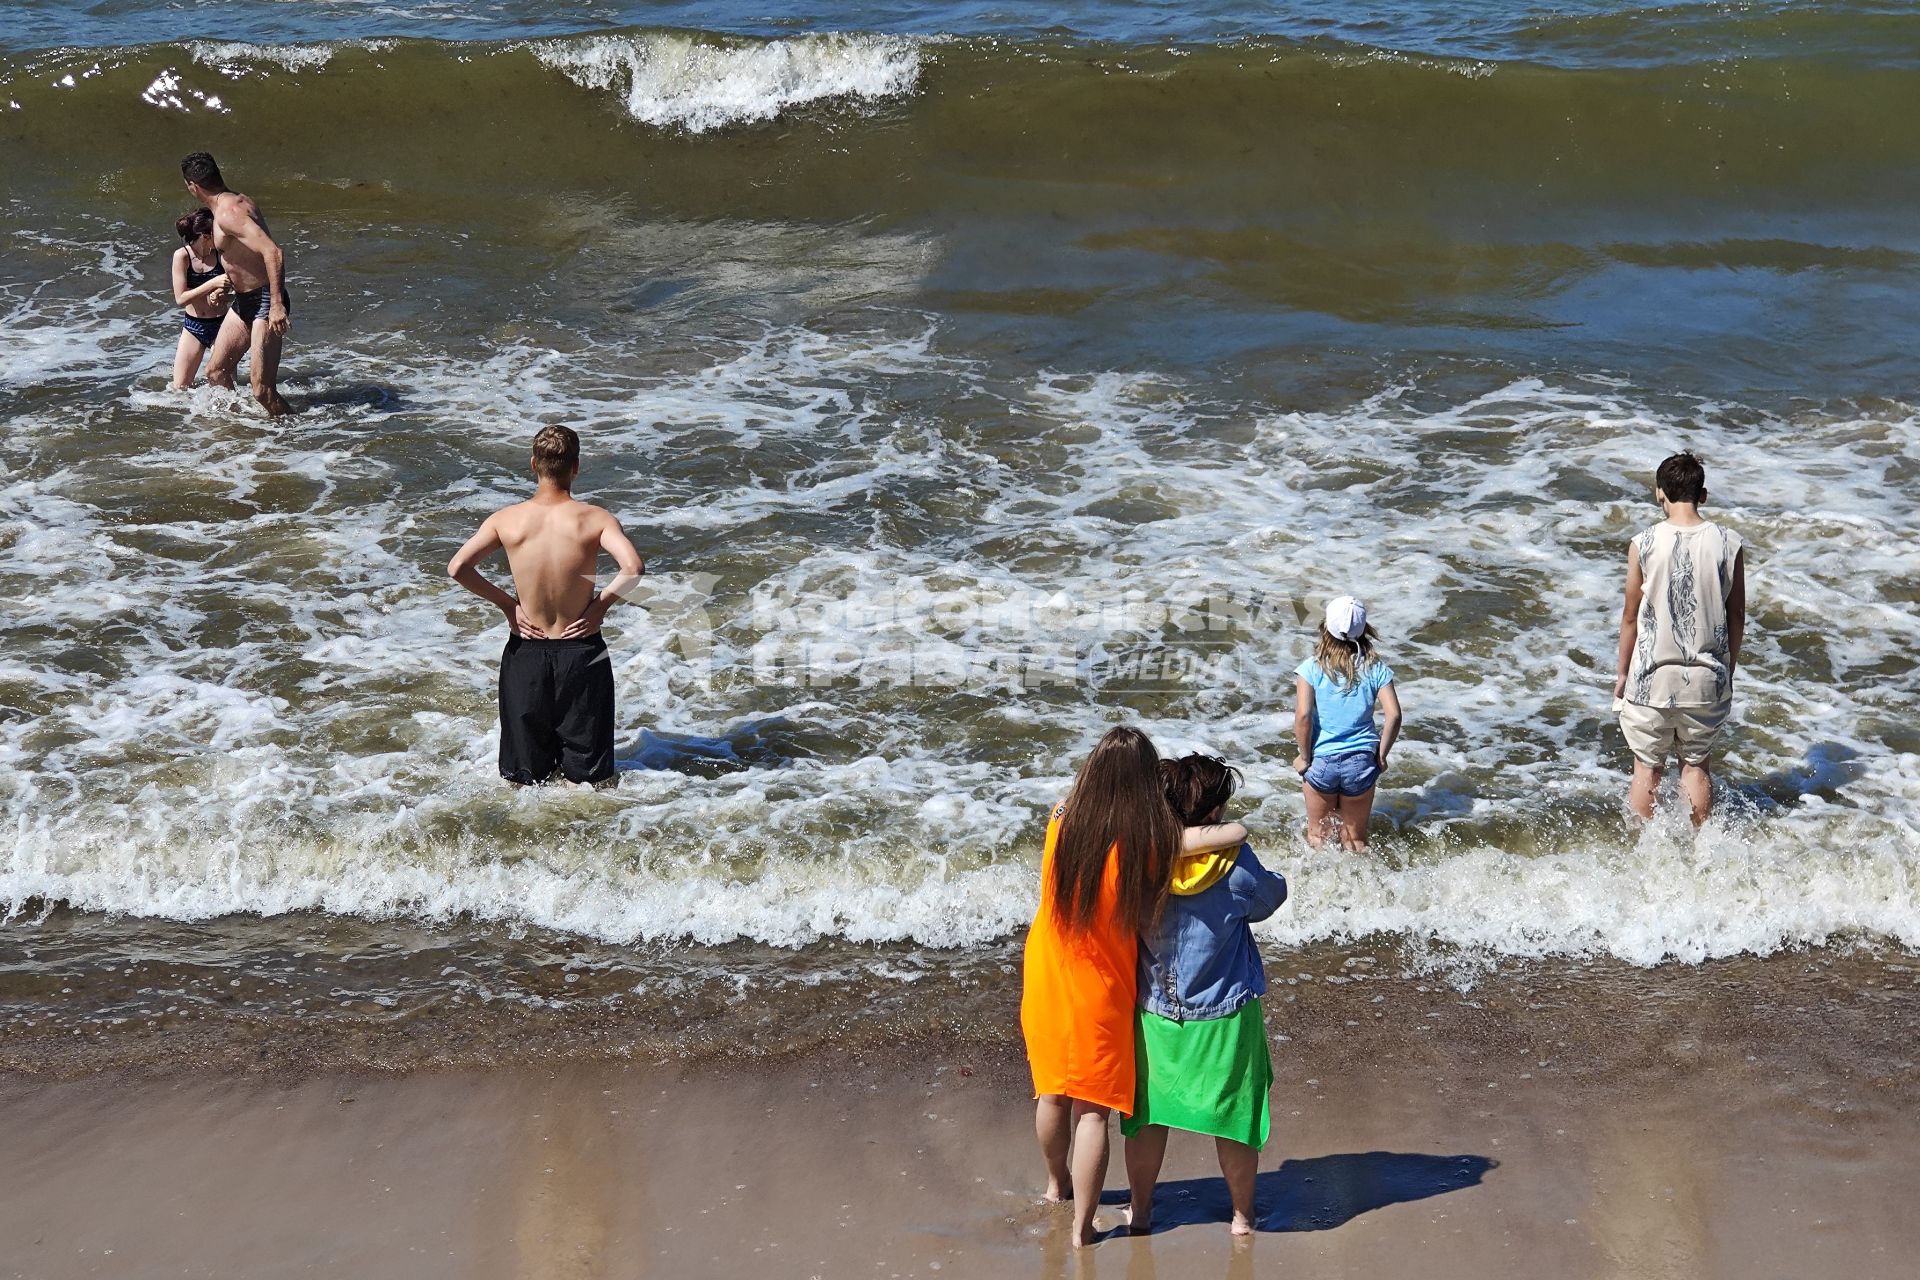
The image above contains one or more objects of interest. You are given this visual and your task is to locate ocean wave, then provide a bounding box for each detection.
[4,27,1914,206]
[2,796,1913,964]
[531,31,922,132]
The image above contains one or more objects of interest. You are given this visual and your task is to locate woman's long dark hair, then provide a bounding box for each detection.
[1052,726,1182,936]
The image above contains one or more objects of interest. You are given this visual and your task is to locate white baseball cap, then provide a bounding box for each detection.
[1324,595,1367,641]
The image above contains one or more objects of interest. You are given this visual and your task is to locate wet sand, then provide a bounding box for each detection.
[3,981,1914,1280]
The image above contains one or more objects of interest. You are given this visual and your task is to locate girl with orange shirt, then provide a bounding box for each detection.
[1021,726,1246,1247]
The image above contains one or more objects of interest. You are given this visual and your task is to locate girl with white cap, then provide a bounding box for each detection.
[1291,596,1402,850]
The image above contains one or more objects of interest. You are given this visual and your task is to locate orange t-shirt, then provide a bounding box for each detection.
[1019,803,1138,1114]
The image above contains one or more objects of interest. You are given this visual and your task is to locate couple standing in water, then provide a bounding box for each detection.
[1019,593,1398,1249]
[167,152,293,416]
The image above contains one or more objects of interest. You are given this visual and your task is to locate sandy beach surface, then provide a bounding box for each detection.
[4,950,1912,1280]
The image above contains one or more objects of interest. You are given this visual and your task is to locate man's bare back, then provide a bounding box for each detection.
[446,430,644,642]
[491,494,623,636]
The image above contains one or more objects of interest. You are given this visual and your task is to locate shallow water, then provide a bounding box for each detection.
[0,2,1916,1063]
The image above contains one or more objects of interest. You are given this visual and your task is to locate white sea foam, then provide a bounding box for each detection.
[533,32,922,132]
[5,800,1912,962]
[187,41,382,74]
[0,231,1915,964]
[0,231,150,384]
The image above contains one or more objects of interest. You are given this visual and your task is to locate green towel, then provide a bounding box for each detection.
[1121,997,1273,1148]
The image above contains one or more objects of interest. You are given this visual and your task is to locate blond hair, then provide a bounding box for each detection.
[530,424,580,485]
[1314,622,1379,691]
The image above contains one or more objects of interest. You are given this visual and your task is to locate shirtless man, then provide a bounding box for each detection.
[180,151,293,416]
[448,425,645,787]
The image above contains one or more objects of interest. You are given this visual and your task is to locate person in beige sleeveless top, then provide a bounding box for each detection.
[1613,452,1747,826]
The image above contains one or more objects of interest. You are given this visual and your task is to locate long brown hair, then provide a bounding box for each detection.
[1052,726,1182,936]
[1313,622,1380,692]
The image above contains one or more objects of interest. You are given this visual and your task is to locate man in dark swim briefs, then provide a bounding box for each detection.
[228,283,274,329]
[181,151,294,416]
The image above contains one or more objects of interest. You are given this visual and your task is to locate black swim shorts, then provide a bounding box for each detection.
[230,285,278,327]
[497,634,616,785]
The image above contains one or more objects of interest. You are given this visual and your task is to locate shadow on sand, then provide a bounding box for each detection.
[1102,1151,1496,1235]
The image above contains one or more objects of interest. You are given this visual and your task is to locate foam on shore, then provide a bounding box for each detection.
[0,225,1915,966]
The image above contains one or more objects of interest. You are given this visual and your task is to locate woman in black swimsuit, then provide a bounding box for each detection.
[169,208,230,389]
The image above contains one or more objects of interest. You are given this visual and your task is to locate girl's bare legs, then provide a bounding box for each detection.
[1035,1094,1072,1201]
[169,329,206,390]
[1335,786,1377,852]
[1123,1124,1168,1232]
[1302,781,1340,848]
[1069,1101,1113,1247]
[1215,1138,1259,1236]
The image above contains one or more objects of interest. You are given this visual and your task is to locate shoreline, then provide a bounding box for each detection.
[2,929,1912,1081]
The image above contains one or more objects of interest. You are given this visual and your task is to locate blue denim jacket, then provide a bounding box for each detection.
[1138,843,1288,1022]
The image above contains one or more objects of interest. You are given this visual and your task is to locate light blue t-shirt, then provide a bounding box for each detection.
[1296,657,1395,759]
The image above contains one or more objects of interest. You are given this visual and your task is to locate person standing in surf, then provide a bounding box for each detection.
[1124,754,1287,1238]
[1021,726,1245,1247]
[168,208,229,389]
[180,151,293,416]
[1292,596,1402,851]
[1614,451,1746,826]
[447,425,645,788]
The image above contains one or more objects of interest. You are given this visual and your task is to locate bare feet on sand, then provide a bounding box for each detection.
[1229,1210,1255,1237]
[1124,1201,1152,1235]
[1041,1177,1071,1204]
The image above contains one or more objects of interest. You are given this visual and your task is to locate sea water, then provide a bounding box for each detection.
[0,1,1915,1065]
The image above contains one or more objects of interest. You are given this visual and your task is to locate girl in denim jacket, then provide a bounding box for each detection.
[1123,755,1289,1237]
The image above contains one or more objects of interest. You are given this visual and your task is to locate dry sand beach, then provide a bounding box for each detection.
[3,945,1914,1277]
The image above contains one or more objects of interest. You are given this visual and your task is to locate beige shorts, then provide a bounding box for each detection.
[1617,700,1731,767]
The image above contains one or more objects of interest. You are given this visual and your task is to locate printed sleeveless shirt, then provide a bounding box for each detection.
[1627,520,1743,708]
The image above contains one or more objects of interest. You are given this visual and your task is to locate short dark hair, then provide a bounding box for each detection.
[1655,452,1706,504]
[175,208,213,241]
[1159,754,1242,827]
[531,424,580,483]
[180,152,224,188]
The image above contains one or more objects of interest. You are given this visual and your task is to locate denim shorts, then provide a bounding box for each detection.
[1302,750,1381,797]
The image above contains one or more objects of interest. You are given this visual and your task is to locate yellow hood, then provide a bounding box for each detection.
[1168,847,1236,896]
